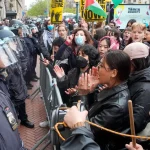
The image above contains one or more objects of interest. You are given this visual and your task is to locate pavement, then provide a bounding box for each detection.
[18,60,53,150]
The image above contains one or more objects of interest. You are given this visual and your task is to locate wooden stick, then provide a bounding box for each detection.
[128,100,136,148]
[77,100,81,111]
[92,22,94,37]
[52,25,56,56]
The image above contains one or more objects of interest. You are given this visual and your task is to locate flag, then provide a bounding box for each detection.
[112,0,123,8]
[85,0,107,18]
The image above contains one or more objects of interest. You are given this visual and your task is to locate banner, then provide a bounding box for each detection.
[80,0,106,22]
[114,4,150,29]
[50,0,64,24]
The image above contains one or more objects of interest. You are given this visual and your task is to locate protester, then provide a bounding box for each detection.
[98,36,111,57]
[61,106,143,150]
[57,24,68,40]
[129,22,146,44]
[55,28,93,69]
[54,44,99,106]
[40,20,54,60]
[126,19,136,28]
[124,42,150,133]
[121,27,132,49]
[109,21,116,28]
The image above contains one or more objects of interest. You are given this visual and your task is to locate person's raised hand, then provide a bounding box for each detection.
[66,34,74,45]
[43,58,50,66]
[53,65,65,78]
[50,55,54,61]
[76,73,90,95]
[125,142,143,150]
[88,67,100,91]
[65,88,77,95]
[64,106,88,128]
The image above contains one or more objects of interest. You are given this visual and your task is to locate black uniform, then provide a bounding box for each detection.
[30,33,41,78]
[0,70,25,150]
[6,64,28,122]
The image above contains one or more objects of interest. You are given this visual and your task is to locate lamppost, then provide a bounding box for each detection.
[74,0,79,23]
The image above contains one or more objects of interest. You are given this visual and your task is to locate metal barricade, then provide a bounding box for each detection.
[31,53,63,150]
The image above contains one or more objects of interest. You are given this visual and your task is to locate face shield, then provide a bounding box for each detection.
[30,26,38,33]
[21,25,30,37]
[0,42,18,68]
[9,37,24,52]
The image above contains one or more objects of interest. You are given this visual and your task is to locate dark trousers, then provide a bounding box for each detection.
[32,54,37,77]
[15,102,28,122]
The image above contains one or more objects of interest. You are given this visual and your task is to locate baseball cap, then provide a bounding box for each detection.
[123,42,149,60]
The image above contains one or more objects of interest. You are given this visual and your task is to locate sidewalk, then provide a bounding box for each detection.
[18,60,53,150]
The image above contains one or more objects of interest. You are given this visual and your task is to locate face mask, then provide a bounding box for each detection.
[76,56,88,68]
[47,25,54,31]
[75,35,85,46]
[94,34,98,40]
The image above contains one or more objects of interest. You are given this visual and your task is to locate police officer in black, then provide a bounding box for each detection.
[0,29,34,128]
[28,24,40,80]
[0,40,26,149]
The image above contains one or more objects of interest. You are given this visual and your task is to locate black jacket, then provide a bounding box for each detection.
[128,67,150,133]
[89,82,130,150]
[6,64,28,106]
[57,68,95,108]
[61,127,100,150]
[0,90,25,150]
[55,43,76,69]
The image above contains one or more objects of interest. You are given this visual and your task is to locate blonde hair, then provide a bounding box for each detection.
[131,22,146,31]
[57,24,68,32]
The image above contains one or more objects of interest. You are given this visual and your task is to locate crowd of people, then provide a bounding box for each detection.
[0,16,149,150]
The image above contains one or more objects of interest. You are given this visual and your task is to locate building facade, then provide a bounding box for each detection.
[0,0,25,20]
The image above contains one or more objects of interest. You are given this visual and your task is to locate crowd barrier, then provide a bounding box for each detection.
[31,53,63,150]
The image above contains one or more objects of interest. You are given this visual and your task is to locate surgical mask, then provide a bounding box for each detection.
[76,56,88,68]
[75,35,85,46]
[47,25,54,31]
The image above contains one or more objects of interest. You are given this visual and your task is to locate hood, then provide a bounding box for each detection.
[128,67,150,85]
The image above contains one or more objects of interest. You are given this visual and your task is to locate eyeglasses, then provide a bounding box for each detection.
[97,62,110,71]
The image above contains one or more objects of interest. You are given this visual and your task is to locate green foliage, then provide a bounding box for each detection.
[27,0,76,17]
[27,0,48,17]
[63,7,76,13]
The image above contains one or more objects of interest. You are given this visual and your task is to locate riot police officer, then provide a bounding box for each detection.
[28,24,41,80]
[0,40,26,149]
[0,29,34,128]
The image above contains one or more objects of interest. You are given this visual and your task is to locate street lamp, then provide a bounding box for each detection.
[74,0,79,23]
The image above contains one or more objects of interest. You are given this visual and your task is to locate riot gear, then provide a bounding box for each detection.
[9,19,23,27]
[0,40,18,68]
[0,30,15,39]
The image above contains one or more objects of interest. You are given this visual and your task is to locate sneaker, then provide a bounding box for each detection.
[39,121,49,128]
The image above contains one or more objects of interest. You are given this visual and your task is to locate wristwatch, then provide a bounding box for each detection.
[71,122,85,129]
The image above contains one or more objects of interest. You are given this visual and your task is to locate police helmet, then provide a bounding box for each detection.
[28,24,38,32]
[0,30,15,39]
[0,26,10,31]
[9,19,24,27]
